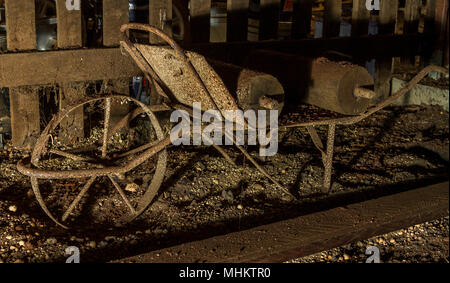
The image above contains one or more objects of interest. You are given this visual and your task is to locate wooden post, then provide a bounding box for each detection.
[425,0,449,68]
[5,0,40,147]
[227,0,249,42]
[190,0,211,43]
[402,0,421,65]
[56,0,84,142]
[259,0,280,40]
[351,0,370,37]
[103,0,130,130]
[291,0,313,39]
[56,0,82,48]
[375,0,398,99]
[323,0,341,38]
[103,0,129,47]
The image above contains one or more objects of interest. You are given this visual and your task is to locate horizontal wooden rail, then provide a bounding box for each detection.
[0,48,141,88]
[118,181,449,263]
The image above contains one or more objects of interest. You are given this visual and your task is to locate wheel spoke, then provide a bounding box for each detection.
[115,140,160,159]
[108,175,137,215]
[61,177,96,222]
[101,98,112,159]
[49,149,96,163]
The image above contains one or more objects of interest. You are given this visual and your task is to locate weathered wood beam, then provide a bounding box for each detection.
[190,0,211,43]
[351,0,370,37]
[103,1,132,131]
[5,0,39,147]
[227,0,250,42]
[291,0,313,39]
[0,48,141,88]
[56,0,83,48]
[323,0,341,38]
[56,0,84,142]
[103,0,130,47]
[259,0,280,40]
[375,0,398,99]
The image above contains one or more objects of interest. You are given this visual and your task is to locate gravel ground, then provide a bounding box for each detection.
[289,216,449,263]
[0,104,448,263]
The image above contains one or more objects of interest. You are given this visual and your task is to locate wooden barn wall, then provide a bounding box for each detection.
[0,0,448,147]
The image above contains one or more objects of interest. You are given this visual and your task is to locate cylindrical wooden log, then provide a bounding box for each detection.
[208,59,285,113]
[245,50,376,115]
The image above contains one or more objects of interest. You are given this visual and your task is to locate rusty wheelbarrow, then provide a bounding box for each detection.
[17,23,449,229]
[16,24,286,229]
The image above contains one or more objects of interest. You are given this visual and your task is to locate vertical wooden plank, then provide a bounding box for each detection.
[103,1,130,129]
[323,0,341,38]
[103,0,129,46]
[59,83,84,142]
[378,0,398,34]
[351,0,370,37]
[227,0,249,42]
[56,0,83,48]
[375,0,398,99]
[9,87,40,147]
[425,0,449,68]
[402,0,421,65]
[5,0,39,147]
[105,78,130,130]
[190,0,211,43]
[149,0,172,104]
[149,0,173,43]
[56,0,84,142]
[259,0,280,40]
[5,0,36,50]
[291,0,313,39]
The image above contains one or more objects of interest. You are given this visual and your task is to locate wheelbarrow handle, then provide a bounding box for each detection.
[120,23,187,62]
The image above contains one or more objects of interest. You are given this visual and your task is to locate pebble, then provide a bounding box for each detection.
[5,235,12,240]
[8,205,17,212]
[213,179,219,185]
[221,190,234,202]
[18,240,25,246]
[45,238,57,245]
[343,254,350,260]
[145,229,152,235]
[143,174,152,184]
[87,241,97,248]
[237,204,243,210]
[125,183,139,193]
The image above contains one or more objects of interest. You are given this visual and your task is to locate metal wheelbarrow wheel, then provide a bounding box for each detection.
[17,95,168,229]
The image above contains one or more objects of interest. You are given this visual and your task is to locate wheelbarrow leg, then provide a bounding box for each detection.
[307,124,336,193]
[323,124,336,193]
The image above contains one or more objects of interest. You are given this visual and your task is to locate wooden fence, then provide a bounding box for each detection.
[0,0,448,147]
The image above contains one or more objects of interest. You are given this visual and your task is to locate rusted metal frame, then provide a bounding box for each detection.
[306,124,336,192]
[121,25,280,185]
[19,93,169,228]
[282,65,448,193]
[323,123,336,192]
[108,175,137,214]
[61,176,96,222]
[306,126,326,160]
[17,134,171,180]
[18,95,169,180]
[102,98,112,158]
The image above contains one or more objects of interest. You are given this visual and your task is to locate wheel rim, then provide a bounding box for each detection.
[28,95,167,229]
